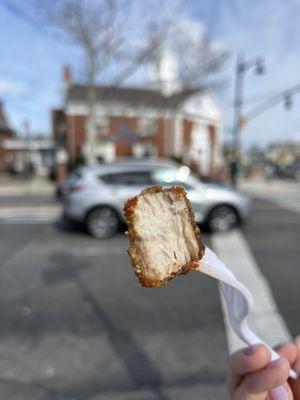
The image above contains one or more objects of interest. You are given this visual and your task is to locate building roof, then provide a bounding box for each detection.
[66,84,202,109]
[2,138,54,151]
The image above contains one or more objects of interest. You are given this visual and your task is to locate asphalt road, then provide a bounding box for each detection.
[0,222,227,400]
[0,195,58,207]
[242,197,300,337]
[1,192,300,400]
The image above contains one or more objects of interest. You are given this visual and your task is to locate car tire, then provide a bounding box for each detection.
[207,205,239,232]
[86,206,119,239]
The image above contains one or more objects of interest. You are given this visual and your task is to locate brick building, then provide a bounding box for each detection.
[52,67,224,177]
[0,100,15,172]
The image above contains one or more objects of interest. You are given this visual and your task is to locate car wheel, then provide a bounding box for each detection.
[86,207,119,239]
[208,205,238,232]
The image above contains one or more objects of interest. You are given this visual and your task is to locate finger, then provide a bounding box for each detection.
[294,335,300,372]
[227,344,271,394]
[268,382,292,400]
[288,377,300,399]
[287,335,300,399]
[234,357,290,400]
[275,342,298,366]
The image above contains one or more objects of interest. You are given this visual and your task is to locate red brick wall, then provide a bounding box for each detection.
[0,131,15,172]
[64,113,187,161]
[66,114,86,161]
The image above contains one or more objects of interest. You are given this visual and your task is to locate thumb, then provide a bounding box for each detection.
[234,357,290,400]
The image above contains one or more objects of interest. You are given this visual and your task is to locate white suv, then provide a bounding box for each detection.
[62,159,251,238]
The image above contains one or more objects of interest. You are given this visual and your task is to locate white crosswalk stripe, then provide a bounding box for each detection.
[267,192,300,214]
[211,230,292,353]
[241,181,300,214]
[0,207,61,224]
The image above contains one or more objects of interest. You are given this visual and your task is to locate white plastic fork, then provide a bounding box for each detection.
[195,246,297,380]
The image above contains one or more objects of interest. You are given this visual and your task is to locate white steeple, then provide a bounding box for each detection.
[148,43,180,95]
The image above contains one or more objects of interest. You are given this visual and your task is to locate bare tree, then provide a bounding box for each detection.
[164,18,229,91]
[38,0,228,163]
[41,0,167,163]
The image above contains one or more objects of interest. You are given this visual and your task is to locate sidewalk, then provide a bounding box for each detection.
[0,174,55,196]
[240,177,300,215]
[239,177,300,194]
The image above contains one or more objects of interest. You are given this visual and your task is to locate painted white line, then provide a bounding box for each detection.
[0,207,60,215]
[0,207,61,224]
[70,246,125,256]
[259,193,300,215]
[241,182,300,215]
[211,230,291,353]
[0,220,58,224]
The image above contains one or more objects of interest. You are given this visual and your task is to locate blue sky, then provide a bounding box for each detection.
[1,0,300,148]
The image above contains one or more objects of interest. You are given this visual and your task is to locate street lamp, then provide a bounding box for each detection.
[230,54,265,186]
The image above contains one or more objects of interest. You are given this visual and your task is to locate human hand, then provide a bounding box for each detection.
[276,336,300,399]
[227,343,292,399]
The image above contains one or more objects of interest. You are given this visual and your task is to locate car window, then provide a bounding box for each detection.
[67,170,82,183]
[151,168,194,190]
[99,171,153,186]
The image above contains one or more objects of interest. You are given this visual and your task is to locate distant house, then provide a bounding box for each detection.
[52,66,224,177]
[0,100,15,172]
[1,138,55,175]
[265,142,300,167]
[0,100,55,174]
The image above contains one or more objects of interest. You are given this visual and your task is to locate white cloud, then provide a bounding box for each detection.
[0,79,26,95]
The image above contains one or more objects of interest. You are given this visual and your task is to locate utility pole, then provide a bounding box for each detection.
[23,119,32,178]
[231,54,265,186]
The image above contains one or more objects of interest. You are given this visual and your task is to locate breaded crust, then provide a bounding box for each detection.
[124,185,205,288]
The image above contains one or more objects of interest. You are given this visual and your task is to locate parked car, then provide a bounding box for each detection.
[281,161,300,180]
[62,159,251,238]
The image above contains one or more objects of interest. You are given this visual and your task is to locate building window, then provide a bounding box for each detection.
[116,121,130,134]
[94,116,109,135]
[139,117,156,136]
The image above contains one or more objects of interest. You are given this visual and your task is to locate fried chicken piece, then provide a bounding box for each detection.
[124,185,205,288]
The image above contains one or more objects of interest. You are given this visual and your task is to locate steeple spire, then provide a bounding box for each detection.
[148,43,180,95]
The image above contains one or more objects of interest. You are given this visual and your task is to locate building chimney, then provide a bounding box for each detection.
[63,65,72,86]
[62,65,72,101]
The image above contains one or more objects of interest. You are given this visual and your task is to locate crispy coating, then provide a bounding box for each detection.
[124,185,205,288]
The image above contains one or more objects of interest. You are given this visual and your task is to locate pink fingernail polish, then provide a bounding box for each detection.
[243,343,261,355]
[269,385,289,400]
[267,358,284,369]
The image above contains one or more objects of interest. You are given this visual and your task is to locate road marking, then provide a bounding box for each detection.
[0,219,58,224]
[0,207,61,224]
[273,195,300,215]
[242,182,300,215]
[211,230,291,353]
[257,192,300,215]
[70,246,125,256]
